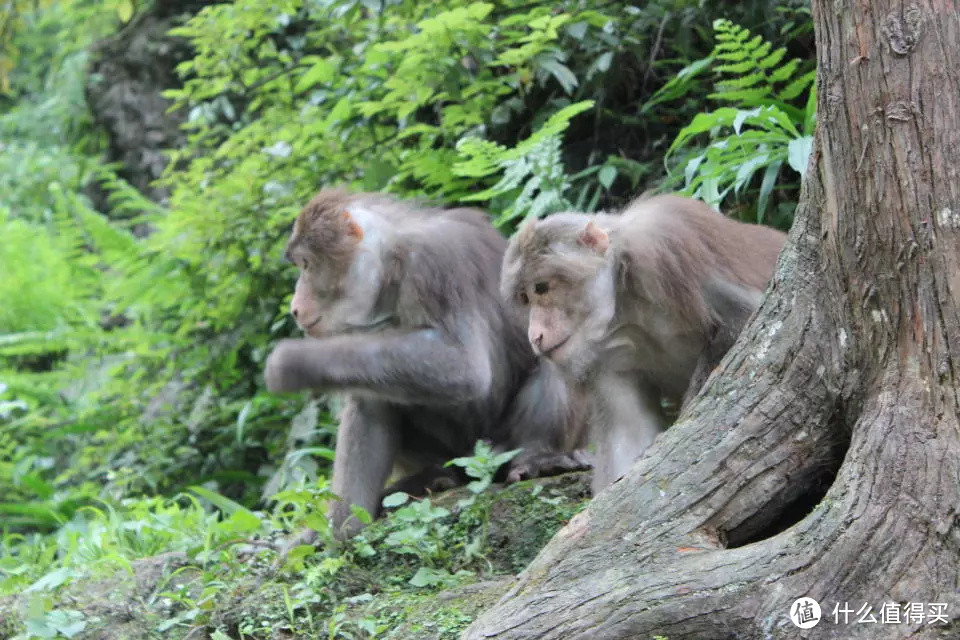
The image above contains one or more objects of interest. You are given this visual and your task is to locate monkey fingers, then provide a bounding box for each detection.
[263,338,309,393]
[505,449,592,484]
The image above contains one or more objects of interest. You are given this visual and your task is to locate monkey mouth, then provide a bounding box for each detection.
[300,316,323,333]
[539,336,570,358]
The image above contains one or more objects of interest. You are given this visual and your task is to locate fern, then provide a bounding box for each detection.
[654,20,816,225]
[94,167,168,223]
[708,19,816,116]
[454,100,594,227]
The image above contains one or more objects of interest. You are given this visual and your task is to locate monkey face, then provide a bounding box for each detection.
[290,269,326,336]
[523,280,578,356]
[285,203,387,337]
[519,270,617,377]
[503,214,620,379]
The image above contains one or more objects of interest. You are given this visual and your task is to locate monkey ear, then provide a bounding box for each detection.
[577,221,609,254]
[341,210,365,241]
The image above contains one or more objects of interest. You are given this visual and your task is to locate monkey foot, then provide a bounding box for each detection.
[505,450,592,483]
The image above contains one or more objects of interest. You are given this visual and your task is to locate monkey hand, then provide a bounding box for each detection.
[264,339,310,393]
[505,449,592,483]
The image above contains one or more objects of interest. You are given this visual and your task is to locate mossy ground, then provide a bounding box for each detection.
[1,473,589,640]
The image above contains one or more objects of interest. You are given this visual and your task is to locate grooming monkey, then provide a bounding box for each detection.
[501,195,786,493]
[265,190,587,539]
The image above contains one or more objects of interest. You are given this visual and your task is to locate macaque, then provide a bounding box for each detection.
[264,190,587,539]
[501,195,786,493]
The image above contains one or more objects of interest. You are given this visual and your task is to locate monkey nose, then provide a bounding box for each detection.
[291,307,299,320]
[530,332,544,352]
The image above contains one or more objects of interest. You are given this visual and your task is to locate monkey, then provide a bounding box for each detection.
[500,194,786,494]
[264,189,588,541]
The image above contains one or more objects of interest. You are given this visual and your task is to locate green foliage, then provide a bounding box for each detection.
[657,18,816,226]
[454,101,612,226]
[0,208,91,333]
[0,495,230,596]
[447,441,520,501]
[1,0,125,98]
[0,1,813,635]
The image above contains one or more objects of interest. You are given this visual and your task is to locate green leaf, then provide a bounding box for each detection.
[641,56,713,113]
[491,448,522,467]
[382,492,410,508]
[780,68,817,101]
[598,165,617,189]
[295,58,336,93]
[116,0,134,22]
[235,400,252,443]
[804,84,818,134]
[282,545,317,570]
[758,47,787,70]
[757,160,783,223]
[189,485,252,516]
[220,509,262,534]
[25,567,75,593]
[787,135,814,173]
[769,58,802,85]
[322,96,353,130]
[566,21,587,39]
[593,51,613,73]
[409,567,450,587]
[350,504,373,525]
[733,152,769,192]
[733,107,762,134]
[539,58,579,95]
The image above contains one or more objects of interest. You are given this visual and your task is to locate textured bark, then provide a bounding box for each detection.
[464,1,960,638]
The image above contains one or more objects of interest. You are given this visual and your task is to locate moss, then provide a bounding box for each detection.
[328,578,511,640]
[481,472,590,572]
[2,473,590,640]
[0,595,25,638]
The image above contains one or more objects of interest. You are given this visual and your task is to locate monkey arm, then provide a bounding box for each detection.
[682,278,766,407]
[264,329,492,405]
[591,373,665,494]
[329,398,400,538]
[497,360,592,481]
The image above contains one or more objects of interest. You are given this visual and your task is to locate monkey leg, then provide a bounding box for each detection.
[329,397,400,537]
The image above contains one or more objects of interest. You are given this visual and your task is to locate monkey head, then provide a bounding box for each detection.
[501,213,618,379]
[284,191,392,337]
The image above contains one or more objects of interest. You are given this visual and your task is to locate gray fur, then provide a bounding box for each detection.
[502,194,786,492]
[266,190,587,538]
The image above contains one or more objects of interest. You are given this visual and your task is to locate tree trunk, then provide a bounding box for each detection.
[464,1,960,638]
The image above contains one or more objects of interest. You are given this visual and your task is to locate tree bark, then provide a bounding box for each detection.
[464,1,960,638]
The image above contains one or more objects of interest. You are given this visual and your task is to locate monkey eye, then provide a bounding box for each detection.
[518,292,530,305]
[534,281,549,295]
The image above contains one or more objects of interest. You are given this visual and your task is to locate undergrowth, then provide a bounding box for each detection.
[0,1,812,637]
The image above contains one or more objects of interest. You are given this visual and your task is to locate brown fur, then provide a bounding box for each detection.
[266,189,588,540]
[502,194,786,493]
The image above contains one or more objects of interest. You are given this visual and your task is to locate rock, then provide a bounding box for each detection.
[84,1,212,205]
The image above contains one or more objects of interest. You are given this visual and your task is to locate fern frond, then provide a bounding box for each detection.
[779,69,817,101]
[95,167,168,222]
[715,72,767,90]
[758,47,787,70]
[768,58,802,84]
[708,88,770,105]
